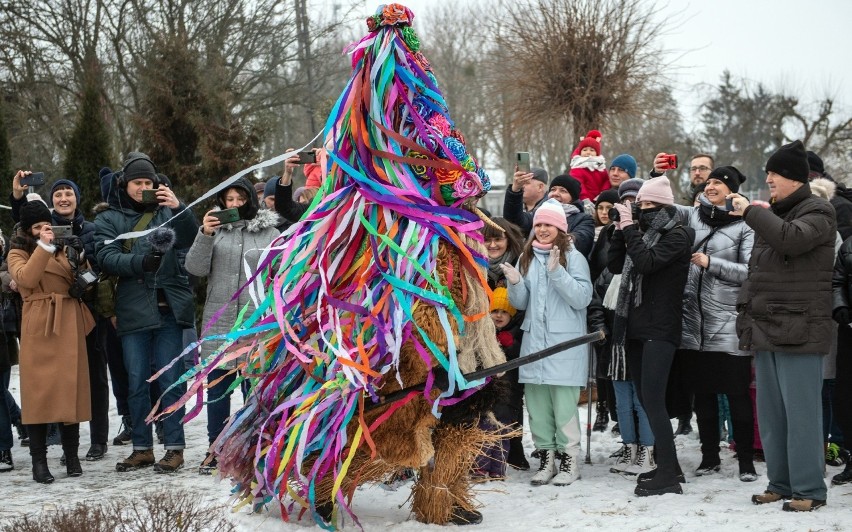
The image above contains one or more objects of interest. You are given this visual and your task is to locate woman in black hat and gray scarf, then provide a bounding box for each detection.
[678,166,757,482]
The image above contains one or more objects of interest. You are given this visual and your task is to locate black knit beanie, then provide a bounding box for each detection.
[122,152,158,185]
[549,174,582,203]
[594,188,620,207]
[20,200,52,232]
[806,151,825,177]
[765,140,809,183]
[707,165,747,194]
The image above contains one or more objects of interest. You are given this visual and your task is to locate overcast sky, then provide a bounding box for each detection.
[354,0,852,131]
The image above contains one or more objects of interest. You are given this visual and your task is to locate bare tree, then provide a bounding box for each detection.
[494,0,672,141]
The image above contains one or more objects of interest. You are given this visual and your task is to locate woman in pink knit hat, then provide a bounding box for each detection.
[607,176,694,497]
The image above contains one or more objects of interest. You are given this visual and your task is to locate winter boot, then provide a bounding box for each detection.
[32,455,54,484]
[199,452,218,475]
[116,449,156,472]
[65,453,83,477]
[751,490,785,505]
[0,450,13,472]
[593,402,609,432]
[625,445,656,476]
[86,444,107,461]
[153,449,184,473]
[674,416,693,436]
[831,461,852,485]
[634,464,682,497]
[530,449,557,486]
[552,452,580,486]
[610,443,637,474]
[738,458,757,482]
[782,498,826,512]
[113,415,132,446]
[638,459,685,484]
[448,506,484,525]
[14,420,28,446]
[695,454,721,476]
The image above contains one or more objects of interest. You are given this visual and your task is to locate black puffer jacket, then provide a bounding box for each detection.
[831,182,852,241]
[736,183,836,354]
[833,235,852,314]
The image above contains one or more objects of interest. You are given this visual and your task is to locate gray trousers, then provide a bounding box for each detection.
[755,351,827,500]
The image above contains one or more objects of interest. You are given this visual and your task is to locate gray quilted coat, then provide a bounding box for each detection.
[680,203,754,355]
[184,207,280,365]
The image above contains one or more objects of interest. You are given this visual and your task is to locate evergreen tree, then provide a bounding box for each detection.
[63,80,111,217]
[0,99,10,184]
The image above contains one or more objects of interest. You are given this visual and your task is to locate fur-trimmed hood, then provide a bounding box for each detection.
[810,177,837,200]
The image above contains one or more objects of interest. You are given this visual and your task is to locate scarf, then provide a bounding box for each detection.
[696,195,737,227]
[608,205,679,380]
[561,202,580,218]
[488,251,515,286]
[570,154,607,172]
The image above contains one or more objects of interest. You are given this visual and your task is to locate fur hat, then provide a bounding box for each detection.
[618,177,644,201]
[533,198,568,232]
[20,199,52,232]
[707,166,747,194]
[577,137,601,156]
[490,287,516,317]
[610,154,637,179]
[549,174,582,203]
[766,140,809,183]
[636,176,675,206]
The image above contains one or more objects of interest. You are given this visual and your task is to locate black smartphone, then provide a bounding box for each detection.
[210,208,240,224]
[20,172,45,187]
[725,197,735,211]
[50,225,72,238]
[298,151,317,164]
[516,152,531,173]
[141,189,159,204]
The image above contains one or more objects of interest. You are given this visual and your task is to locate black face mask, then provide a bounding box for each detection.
[638,206,664,231]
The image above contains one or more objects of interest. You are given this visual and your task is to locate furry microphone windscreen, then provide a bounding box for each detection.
[148,226,176,254]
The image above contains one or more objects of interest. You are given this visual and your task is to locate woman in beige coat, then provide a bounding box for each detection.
[8,200,95,483]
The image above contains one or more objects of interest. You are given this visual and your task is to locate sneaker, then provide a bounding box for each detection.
[695,456,721,476]
[610,443,637,474]
[153,449,184,473]
[198,452,218,475]
[530,449,557,486]
[782,498,826,512]
[752,490,785,505]
[625,445,656,476]
[831,463,852,485]
[116,449,156,472]
[674,418,693,437]
[86,444,107,461]
[552,452,580,486]
[0,450,13,472]
[113,415,132,446]
[592,405,609,432]
[826,443,849,467]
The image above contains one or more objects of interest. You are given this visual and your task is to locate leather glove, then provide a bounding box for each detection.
[614,203,634,231]
[63,235,84,255]
[141,252,163,273]
[500,262,522,285]
[547,245,563,271]
[833,307,852,325]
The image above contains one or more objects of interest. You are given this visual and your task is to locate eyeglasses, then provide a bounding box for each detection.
[689,165,711,173]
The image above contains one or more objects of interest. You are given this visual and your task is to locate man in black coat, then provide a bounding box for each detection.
[729,140,835,512]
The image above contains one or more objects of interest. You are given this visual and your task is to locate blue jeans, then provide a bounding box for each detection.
[121,310,186,450]
[613,379,654,446]
[206,368,248,444]
[0,368,13,451]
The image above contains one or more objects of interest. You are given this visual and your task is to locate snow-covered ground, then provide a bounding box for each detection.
[3,365,852,530]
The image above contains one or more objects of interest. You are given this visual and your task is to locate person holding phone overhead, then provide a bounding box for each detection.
[274,148,324,226]
[184,177,280,474]
[7,199,96,483]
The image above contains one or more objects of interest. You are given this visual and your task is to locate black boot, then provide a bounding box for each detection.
[832,461,852,485]
[449,506,483,525]
[593,402,609,432]
[113,415,132,446]
[64,445,82,477]
[32,455,54,484]
[674,416,693,436]
[638,458,685,484]
[506,436,530,471]
[634,464,682,496]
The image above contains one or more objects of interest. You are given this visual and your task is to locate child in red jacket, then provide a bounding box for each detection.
[570,138,609,201]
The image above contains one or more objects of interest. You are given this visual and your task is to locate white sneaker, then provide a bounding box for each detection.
[625,445,656,476]
[609,443,637,474]
[530,449,557,485]
[552,452,580,486]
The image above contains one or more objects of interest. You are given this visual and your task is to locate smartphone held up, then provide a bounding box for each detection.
[20,172,46,187]
[516,152,531,173]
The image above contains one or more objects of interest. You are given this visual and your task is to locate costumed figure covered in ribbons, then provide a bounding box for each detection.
[157,3,507,529]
